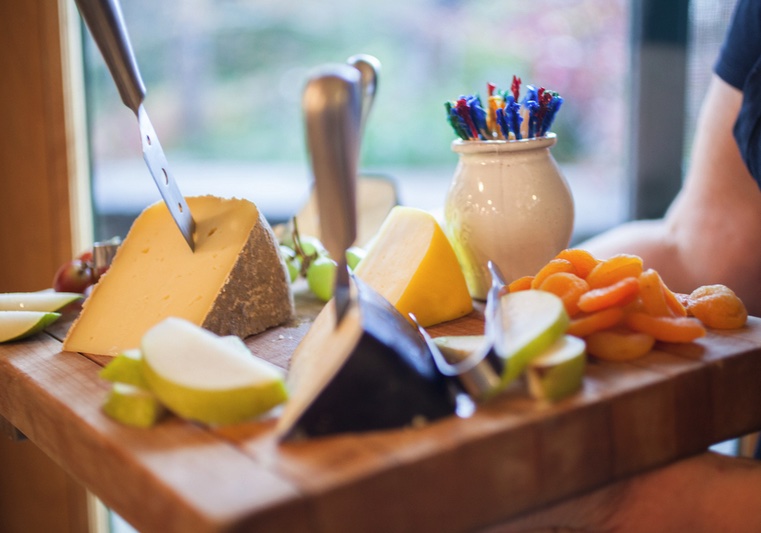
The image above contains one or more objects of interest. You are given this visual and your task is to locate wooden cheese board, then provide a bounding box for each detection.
[2,286,761,533]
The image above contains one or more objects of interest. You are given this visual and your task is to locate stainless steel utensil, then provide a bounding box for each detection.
[412,261,507,401]
[75,0,196,251]
[411,314,502,402]
[346,54,380,139]
[303,65,362,325]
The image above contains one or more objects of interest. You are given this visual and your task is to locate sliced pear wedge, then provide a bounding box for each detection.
[141,318,287,426]
[526,335,586,402]
[494,290,569,386]
[0,311,61,343]
[432,335,487,364]
[0,291,82,312]
[99,349,149,389]
[102,383,166,428]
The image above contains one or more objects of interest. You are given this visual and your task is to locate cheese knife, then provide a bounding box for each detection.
[303,65,362,325]
[411,262,506,402]
[74,0,196,251]
[346,54,380,139]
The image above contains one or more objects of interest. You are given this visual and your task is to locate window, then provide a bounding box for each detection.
[83,0,630,244]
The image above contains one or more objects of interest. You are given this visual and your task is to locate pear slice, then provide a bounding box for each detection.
[102,383,166,428]
[0,291,82,312]
[526,335,586,402]
[141,318,287,426]
[432,335,487,364]
[99,349,149,389]
[0,311,61,343]
[493,290,569,386]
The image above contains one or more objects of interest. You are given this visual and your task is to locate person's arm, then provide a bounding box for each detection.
[487,451,761,533]
[580,75,761,316]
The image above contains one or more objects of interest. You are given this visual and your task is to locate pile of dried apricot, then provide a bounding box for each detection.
[507,249,748,362]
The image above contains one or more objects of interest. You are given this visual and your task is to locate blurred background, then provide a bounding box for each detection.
[83,0,632,244]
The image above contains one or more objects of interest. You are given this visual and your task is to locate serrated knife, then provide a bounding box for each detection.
[75,0,196,251]
[303,65,362,326]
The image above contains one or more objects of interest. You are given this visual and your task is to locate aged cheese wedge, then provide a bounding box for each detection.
[63,196,294,356]
[277,277,456,440]
[354,206,472,327]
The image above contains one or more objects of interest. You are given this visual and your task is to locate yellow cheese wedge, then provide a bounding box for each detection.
[63,196,294,356]
[354,206,472,327]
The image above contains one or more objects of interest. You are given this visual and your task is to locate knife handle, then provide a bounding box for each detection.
[303,65,362,264]
[75,0,146,114]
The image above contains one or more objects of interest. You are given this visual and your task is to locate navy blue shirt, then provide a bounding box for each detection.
[715,0,761,461]
[715,0,761,187]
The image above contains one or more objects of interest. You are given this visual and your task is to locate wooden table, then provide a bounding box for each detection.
[2,290,761,533]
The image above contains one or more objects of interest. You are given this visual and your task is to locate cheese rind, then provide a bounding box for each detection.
[63,196,293,356]
[354,206,473,327]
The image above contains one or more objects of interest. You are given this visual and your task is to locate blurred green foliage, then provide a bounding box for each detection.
[84,0,627,169]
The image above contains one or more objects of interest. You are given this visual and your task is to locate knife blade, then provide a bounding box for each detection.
[74,0,196,251]
[485,261,508,355]
[302,65,362,325]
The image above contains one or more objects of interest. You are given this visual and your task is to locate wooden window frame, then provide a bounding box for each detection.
[0,0,92,293]
[0,2,97,532]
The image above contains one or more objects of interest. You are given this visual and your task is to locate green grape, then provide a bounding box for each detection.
[298,235,327,258]
[279,245,301,283]
[306,256,337,302]
[346,246,366,270]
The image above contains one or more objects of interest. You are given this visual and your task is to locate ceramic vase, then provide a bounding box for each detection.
[444,134,574,300]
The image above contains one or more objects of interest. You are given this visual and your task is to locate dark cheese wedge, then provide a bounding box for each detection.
[276,277,457,440]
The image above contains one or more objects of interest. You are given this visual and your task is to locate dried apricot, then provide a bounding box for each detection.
[586,328,656,362]
[531,259,575,289]
[538,272,590,317]
[567,307,625,337]
[675,293,692,312]
[554,248,600,279]
[637,269,672,317]
[578,276,639,312]
[625,312,706,343]
[687,285,748,329]
[508,275,534,292]
[663,286,688,317]
[585,254,644,289]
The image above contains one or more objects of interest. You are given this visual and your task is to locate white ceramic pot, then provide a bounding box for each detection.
[444,134,574,300]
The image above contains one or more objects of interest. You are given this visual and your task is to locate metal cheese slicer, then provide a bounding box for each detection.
[302,65,362,326]
[346,54,380,139]
[75,0,196,251]
[413,261,508,401]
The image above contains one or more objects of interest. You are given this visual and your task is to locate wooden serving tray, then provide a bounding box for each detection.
[1,287,761,533]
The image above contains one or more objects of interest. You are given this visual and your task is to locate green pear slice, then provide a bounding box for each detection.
[141,318,288,426]
[102,383,167,428]
[526,335,586,402]
[99,349,149,389]
[432,335,488,364]
[0,311,61,343]
[493,290,569,386]
[0,291,82,312]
